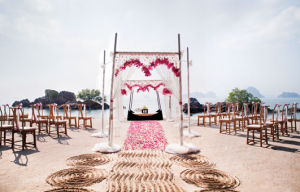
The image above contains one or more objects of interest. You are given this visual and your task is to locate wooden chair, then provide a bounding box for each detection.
[246,105,268,147]
[0,106,14,146]
[287,103,298,133]
[78,104,92,128]
[209,102,221,125]
[48,104,67,137]
[197,102,211,127]
[219,103,236,134]
[10,107,37,150]
[32,104,49,134]
[62,104,77,128]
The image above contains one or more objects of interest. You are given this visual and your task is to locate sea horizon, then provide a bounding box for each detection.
[3,97,300,120]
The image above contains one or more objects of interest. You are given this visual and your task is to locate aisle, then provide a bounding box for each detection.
[106,150,184,192]
[123,121,168,150]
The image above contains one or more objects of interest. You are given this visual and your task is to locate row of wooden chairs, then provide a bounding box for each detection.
[198,102,299,147]
[0,104,93,150]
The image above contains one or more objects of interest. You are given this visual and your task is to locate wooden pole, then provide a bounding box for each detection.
[187,47,191,133]
[108,33,117,147]
[101,50,106,134]
[178,34,183,146]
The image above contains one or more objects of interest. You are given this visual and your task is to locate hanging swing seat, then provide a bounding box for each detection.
[127,91,163,121]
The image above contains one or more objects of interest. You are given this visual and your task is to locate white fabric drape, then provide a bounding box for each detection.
[112,65,136,122]
[155,65,180,123]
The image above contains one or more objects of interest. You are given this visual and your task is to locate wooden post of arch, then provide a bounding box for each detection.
[178,34,183,146]
[101,50,106,135]
[108,33,117,147]
[187,47,191,133]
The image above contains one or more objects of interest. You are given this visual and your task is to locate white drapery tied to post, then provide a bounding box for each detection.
[92,142,121,153]
[165,142,199,154]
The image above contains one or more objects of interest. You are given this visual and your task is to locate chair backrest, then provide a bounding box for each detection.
[241,103,249,118]
[235,101,239,113]
[0,106,4,127]
[251,102,259,116]
[282,104,289,121]
[2,104,9,120]
[63,104,71,118]
[291,103,298,120]
[37,103,44,117]
[78,104,87,118]
[215,102,221,114]
[13,107,21,131]
[48,104,59,123]
[204,102,211,115]
[272,104,281,122]
[229,103,236,120]
[225,102,231,113]
[259,104,268,126]
[32,104,40,122]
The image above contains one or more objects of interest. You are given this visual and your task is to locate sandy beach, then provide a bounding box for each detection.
[1,118,300,192]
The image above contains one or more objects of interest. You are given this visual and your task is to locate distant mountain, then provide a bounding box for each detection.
[183,91,216,98]
[278,92,300,98]
[246,86,265,98]
[206,91,217,98]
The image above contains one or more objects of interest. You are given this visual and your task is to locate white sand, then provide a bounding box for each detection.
[1,118,300,191]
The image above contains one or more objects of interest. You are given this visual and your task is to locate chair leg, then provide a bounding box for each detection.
[90,119,92,128]
[57,124,59,137]
[219,122,222,133]
[11,131,14,148]
[265,129,268,145]
[260,130,262,147]
[33,131,36,148]
[0,131,2,146]
[22,133,26,150]
[246,129,249,144]
[65,123,67,135]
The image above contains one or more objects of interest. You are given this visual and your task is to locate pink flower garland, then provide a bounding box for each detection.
[115,58,180,77]
[125,83,164,93]
[123,121,168,150]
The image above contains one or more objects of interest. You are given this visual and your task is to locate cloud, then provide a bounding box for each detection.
[26,0,52,12]
[218,6,300,49]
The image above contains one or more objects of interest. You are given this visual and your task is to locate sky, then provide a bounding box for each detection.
[1,0,300,104]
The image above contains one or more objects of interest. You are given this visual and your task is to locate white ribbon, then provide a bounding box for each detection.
[16,107,20,131]
[53,104,57,123]
[67,104,70,118]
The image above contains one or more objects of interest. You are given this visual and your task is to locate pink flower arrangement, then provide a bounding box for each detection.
[162,88,172,95]
[125,83,164,93]
[115,58,180,77]
[123,121,168,150]
[121,89,127,95]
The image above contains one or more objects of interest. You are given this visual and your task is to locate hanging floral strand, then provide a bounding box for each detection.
[115,58,180,77]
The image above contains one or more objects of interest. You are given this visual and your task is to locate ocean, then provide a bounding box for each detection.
[2,97,300,119]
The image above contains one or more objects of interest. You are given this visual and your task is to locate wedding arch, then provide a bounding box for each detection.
[92,33,198,154]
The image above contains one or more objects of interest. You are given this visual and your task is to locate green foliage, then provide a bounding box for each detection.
[225,87,262,109]
[77,89,106,103]
[45,89,58,100]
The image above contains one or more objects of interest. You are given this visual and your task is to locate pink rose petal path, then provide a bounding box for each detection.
[123,121,168,150]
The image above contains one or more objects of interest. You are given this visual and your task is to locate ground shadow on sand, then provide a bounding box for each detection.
[11,148,39,166]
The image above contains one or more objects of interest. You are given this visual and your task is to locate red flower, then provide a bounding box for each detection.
[121,89,127,95]
[162,88,172,95]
